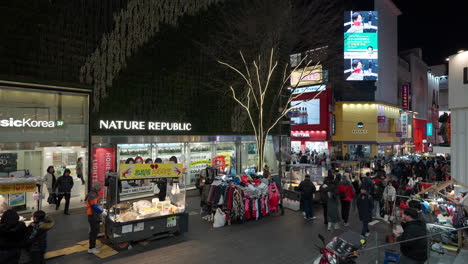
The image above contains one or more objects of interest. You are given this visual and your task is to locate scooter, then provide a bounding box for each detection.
[313,231,366,264]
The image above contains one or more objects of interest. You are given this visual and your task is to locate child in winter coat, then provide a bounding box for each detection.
[356,187,373,237]
[27,210,55,264]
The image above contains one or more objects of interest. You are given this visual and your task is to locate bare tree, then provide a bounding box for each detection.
[203,0,341,170]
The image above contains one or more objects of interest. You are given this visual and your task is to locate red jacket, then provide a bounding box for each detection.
[338,183,355,201]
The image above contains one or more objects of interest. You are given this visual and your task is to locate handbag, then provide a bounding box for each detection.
[47,193,57,205]
[213,208,226,228]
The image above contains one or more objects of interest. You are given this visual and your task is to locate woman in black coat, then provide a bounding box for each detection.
[0,209,28,264]
[356,187,373,237]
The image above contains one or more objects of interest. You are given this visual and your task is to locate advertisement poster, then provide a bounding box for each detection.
[8,193,26,207]
[0,153,17,172]
[401,114,408,138]
[119,163,183,180]
[289,99,320,125]
[91,148,116,197]
[344,11,378,81]
[0,182,36,195]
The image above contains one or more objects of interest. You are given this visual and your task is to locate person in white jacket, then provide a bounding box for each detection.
[382,181,396,222]
[44,166,57,195]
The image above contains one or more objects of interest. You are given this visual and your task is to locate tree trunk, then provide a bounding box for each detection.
[257,133,267,172]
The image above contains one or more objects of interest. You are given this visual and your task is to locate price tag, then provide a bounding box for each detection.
[166,216,177,228]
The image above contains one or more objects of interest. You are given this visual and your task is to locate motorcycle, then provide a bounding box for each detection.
[313,231,366,264]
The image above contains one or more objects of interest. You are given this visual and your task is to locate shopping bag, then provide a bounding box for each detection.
[47,193,57,205]
[213,208,226,228]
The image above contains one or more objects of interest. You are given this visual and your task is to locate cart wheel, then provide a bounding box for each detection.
[117,242,129,249]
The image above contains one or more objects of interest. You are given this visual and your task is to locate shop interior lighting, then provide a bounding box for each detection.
[445,58,450,61]
[458,50,465,54]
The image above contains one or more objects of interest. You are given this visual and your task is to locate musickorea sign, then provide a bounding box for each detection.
[0,118,64,128]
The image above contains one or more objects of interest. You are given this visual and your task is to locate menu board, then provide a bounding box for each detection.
[0,153,18,172]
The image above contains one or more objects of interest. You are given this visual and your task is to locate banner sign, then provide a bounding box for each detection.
[401,113,408,138]
[377,116,386,123]
[402,85,409,110]
[395,132,403,137]
[290,65,323,87]
[91,148,116,197]
[0,182,36,195]
[119,163,184,180]
[427,123,433,136]
[0,153,17,172]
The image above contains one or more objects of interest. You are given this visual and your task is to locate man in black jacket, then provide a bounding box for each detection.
[298,175,316,220]
[55,169,74,215]
[394,208,427,264]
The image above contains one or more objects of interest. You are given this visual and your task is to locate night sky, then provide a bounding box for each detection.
[394,0,468,66]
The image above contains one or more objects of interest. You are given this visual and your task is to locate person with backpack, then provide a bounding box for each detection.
[371,178,384,218]
[26,210,55,264]
[337,173,355,226]
[297,175,316,220]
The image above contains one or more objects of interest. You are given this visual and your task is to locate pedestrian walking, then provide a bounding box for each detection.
[55,169,74,215]
[383,180,396,222]
[338,173,355,226]
[319,177,330,225]
[86,181,104,254]
[0,209,28,264]
[326,175,341,231]
[371,178,384,218]
[298,175,316,220]
[393,208,427,264]
[76,157,85,185]
[26,210,55,264]
[44,166,57,205]
[356,187,373,237]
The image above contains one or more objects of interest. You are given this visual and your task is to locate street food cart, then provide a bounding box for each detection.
[104,163,188,246]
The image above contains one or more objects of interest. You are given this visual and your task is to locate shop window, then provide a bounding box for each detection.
[187,142,213,186]
[348,144,371,159]
[214,142,236,175]
[241,142,258,173]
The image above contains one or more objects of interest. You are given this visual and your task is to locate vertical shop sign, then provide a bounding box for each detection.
[402,85,409,110]
[401,113,408,138]
[91,148,116,197]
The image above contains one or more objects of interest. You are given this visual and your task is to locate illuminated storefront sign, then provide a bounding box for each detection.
[290,65,323,87]
[99,120,192,131]
[0,118,64,128]
[427,123,433,136]
[401,113,408,138]
[402,85,409,110]
[291,132,310,137]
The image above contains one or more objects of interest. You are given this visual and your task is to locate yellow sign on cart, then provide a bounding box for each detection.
[0,182,37,194]
[119,163,184,180]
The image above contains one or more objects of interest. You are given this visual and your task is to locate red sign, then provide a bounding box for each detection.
[378,116,386,123]
[402,85,409,110]
[91,147,116,198]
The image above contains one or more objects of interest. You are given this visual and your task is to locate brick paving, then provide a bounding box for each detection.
[44,197,458,264]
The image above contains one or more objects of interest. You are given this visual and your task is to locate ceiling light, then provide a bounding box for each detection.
[445,58,450,61]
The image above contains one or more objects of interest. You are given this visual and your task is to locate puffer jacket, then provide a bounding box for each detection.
[398,219,428,261]
[0,221,28,263]
[337,181,355,201]
[27,215,55,252]
[383,184,396,202]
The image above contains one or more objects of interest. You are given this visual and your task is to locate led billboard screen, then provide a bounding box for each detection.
[344,11,378,81]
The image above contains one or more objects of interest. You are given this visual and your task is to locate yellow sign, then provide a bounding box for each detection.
[0,182,37,194]
[290,65,323,87]
[119,163,184,180]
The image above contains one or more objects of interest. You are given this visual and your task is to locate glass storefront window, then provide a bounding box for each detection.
[347,144,371,159]
[0,87,89,213]
[187,142,212,186]
[305,141,329,154]
[214,142,236,175]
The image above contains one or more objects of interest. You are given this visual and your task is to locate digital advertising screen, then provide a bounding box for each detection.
[289,99,320,125]
[344,11,378,81]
